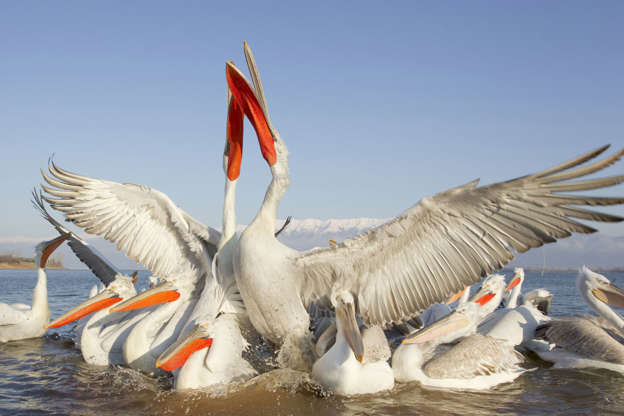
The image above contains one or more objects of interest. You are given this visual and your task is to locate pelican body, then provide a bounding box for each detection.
[0,234,68,342]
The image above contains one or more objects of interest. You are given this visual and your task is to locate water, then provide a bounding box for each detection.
[1,269,623,415]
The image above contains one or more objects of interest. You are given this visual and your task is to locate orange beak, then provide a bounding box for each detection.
[156,324,213,372]
[505,277,522,292]
[109,282,180,313]
[47,289,122,328]
[225,62,277,166]
[474,293,496,306]
[445,287,467,305]
[226,85,244,181]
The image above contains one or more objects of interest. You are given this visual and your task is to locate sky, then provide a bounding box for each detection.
[1,1,623,247]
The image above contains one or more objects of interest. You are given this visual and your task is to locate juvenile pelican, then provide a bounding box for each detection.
[0,224,68,341]
[226,42,624,370]
[531,267,624,372]
[392,293,524,390]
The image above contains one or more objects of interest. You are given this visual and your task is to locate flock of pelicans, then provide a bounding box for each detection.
[1,42,624,397]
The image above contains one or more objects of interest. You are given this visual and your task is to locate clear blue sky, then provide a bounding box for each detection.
[2,1,623,241]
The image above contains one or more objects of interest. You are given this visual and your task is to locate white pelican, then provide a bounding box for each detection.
[478,287,552,350]
[226,42,624,370]
[0,233,68,342]
[154,89,257,390]
[32,191,145,365]
[392,293,525,389]
[530,267,624,372]
[311,290,394,396]
[501,267,525,309]
[40,161,221,374]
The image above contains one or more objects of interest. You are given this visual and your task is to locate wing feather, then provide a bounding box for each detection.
[298,146,624,327]
[32,190,119,286]
[41,161,220,278]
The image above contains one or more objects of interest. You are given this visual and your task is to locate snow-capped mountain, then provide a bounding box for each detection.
[3,218,623,270]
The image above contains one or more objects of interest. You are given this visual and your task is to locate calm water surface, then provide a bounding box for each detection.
[1,269,623,415]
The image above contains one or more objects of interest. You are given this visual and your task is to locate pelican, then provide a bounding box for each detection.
[40,160,221,374]
[478,287,552,349]
[392,293,525,390]
[32,191,144,365]
[311,290,394,396]
[154,88,258,390]
[501,267,525,309]
[0,233,68,342]
[530,267,624,372]
[225,41,624,370]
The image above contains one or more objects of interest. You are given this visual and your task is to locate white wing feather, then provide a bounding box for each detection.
[41,162,220,278]
[298,146,624,328]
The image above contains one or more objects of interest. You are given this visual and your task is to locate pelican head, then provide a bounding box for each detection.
[522,288,553,315]
[578,266,624,311]
[330,290,364,362]
[155,321,214,372]
[469,274,506,317]
[505,268,525,292]
[47,272,138,328]
[34,233,70,269]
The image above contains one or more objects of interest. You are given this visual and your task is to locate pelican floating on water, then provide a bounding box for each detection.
[225,42,624,370]
[0,232,68,342]
[393,293,525,389]
[530,267,624,373]
[311,291,394,396]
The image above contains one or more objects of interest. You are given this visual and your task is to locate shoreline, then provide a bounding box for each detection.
[0,262,65,270]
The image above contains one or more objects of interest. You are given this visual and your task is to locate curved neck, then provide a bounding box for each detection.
[251,164,289,233]
[506,283,522,309]
[581,287,624,330]
[32,267,49,318]
[221,179,238,246]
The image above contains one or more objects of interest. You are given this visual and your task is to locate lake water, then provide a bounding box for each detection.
[1,269,623,415]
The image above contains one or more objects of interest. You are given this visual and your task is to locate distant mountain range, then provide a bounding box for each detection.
[2,218,623,271]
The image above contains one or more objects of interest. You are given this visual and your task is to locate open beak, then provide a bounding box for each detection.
[109,281,180,313]
[593,283,624,309]
[445,287,467,305]
[402,311,471,345]
[155,324,213,372]
[40,233,70,268]
[336,300,364,362]
[226,85,244,181]
[47,288,122,328]
[225,61,277,166]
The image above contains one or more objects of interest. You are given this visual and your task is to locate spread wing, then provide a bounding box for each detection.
[32,189,119,286]
[0,303,31,326]
[298,146,624,328]
[40,161,221,278]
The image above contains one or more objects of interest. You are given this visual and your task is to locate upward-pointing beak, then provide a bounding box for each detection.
[226,85,244,181]
[109,281,180,313]
[156,324,213,372]
[40,233,70,268]
[225,61,277,166]
[505,276,522,292]
[47,288,122,328]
